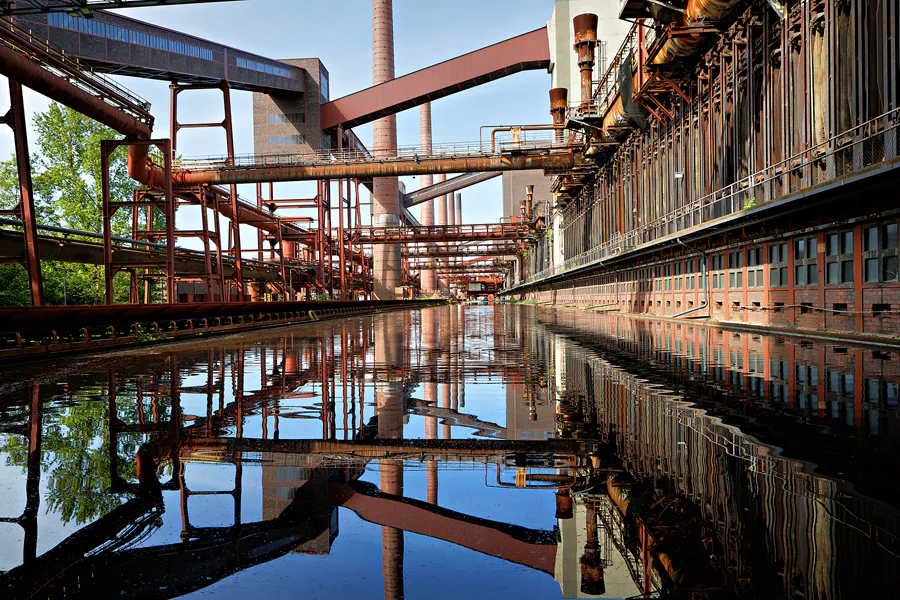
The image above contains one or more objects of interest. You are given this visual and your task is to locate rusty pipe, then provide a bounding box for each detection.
[686,0,739,21]
[573,14,598,107]
[0,44,151,139]
[525,185,534,219]
[486,124,564,152]
[173,153,578,187]
[549,88,568,122]
[0,42,165,210]
[550,88,568,143]
[652,0,742,64]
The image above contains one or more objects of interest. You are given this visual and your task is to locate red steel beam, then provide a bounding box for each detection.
[330,482,556,575]
[320,28,551,131]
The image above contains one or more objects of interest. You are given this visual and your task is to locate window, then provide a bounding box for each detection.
[48,13,214,60]
[747,247,764,287]
[686,259,695,289]
[320,72,330,103]
[769,242,788,287]
[795,363,819,409]
[674,261,682,292]
[826,369,855,424]
[236,56,295,79]
[664,264,672,291]
[268,134,304,145]
[862,223,899,283]
[268,113,306,125]
[711,254,724,289]
[794,236,818,287]
[825,230,854,285]
[728,250,743,288]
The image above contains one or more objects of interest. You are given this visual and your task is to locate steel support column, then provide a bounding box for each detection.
[6,80,43,305]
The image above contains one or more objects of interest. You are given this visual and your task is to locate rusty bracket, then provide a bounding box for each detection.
[657,71,691,104]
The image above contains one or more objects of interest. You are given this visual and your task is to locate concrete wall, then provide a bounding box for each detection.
[502,170,554,221]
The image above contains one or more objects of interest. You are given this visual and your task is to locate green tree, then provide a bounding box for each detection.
[0,102,138,305]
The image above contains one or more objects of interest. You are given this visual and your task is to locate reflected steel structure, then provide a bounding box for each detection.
[2,305,898,597]
[0,1,561,306]
[0,308,579,597]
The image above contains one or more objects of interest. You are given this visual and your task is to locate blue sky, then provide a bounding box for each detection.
[0,0,558,242]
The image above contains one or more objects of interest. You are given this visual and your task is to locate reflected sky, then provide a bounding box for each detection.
[1,304,899,599]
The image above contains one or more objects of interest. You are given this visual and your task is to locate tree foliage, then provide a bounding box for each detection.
[0,102,137,305]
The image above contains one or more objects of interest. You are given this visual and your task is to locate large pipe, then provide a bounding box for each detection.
[573,14,598,108]
[448,189,456,226]
[550,88,568,144]
[651,0,742,65]
[455,193,462,225]
[0,44,151,140]
[173,153,577,187]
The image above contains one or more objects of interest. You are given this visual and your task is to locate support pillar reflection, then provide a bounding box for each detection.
[375,312,405,599]
[440,305,452,439]
[422,307,439,505]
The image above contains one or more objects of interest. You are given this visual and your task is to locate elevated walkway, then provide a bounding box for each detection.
[19,9,304,93]
[354,223,531,244]
[171,138,579,186]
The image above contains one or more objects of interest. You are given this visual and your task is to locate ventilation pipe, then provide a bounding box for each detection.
[525,185,534,220]
[549,88,568,144]
[573,14,599,108]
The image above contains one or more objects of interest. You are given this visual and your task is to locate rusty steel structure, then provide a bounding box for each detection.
[0,0,566,308]
[505,0,900,340]
[8,0,897,330]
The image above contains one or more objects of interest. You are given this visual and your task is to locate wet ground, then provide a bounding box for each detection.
[0,303,899,599]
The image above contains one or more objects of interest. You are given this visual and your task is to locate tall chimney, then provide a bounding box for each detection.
[435,173,449,294]
[419,102,436,295]
[448,187,456,226]
[573,14,599,108]
[372,0,401,299]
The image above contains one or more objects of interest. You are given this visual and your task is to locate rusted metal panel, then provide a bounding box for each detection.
[320,28,551,131]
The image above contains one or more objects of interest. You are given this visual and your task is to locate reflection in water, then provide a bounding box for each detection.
[0,304,898,599]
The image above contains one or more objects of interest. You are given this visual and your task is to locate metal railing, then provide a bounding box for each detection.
[514,108,900,289]
[355,223,531,243]
[174,130,581,171]
[0,17,153,126]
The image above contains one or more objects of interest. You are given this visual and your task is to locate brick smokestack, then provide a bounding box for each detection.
[372,0,401,298]
[419,103,437,294]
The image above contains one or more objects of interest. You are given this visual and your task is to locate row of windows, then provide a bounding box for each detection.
[48,13,214,61]
[570,222,899,293]
[267,113,306,125]
[268,135,304,146]
[236,56,295,79]
[711,224,898,288]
